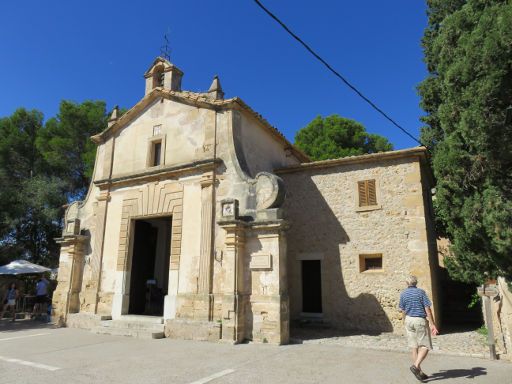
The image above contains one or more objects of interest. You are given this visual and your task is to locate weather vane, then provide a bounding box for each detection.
[160,28,171,61]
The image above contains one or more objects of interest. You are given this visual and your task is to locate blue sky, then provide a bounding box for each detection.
[0,1,428,149]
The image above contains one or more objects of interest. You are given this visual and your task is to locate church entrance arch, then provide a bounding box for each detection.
[111,182,183,320]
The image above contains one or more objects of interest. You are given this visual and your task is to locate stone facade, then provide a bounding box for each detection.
[276,151,439,332]
[52,57,439,343]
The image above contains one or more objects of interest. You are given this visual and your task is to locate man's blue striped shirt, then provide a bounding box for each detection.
[399,286,432,318]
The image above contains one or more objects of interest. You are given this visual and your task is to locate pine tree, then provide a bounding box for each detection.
[418,0,512,283]
[37,100,108,199]
[294,115,393,161]
[0,109,65,265]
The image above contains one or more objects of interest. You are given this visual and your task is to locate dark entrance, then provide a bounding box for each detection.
[128,217,171,316]
[439,268,483,329]
[302,260,323,313]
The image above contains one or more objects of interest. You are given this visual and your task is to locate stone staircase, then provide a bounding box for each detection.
[92,315,165,339]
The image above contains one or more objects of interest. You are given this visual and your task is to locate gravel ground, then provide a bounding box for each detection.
[290,327,493,359]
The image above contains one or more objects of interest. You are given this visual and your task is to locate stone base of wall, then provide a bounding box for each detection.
[175,293,213,321]
[96,292,114,315]
[249,295,289,345]
[164,318,221,342]
[63,313,111,330]
[52,289,68,326]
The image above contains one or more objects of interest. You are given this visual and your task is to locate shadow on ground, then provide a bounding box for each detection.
[438,324,482,334]
[425,367,487,382]
[290,325,389,343]
[0,318,56,334]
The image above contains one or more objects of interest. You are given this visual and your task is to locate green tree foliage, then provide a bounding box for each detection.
[37,100,108,199]
[0,101,109,266]
[294,115,393,161]
[418,0,512,283]
[0,109,66,266]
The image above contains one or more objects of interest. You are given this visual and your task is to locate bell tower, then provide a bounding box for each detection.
[144,57,184,95]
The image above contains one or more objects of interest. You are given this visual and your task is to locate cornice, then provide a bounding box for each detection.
[94,158,221,189]
[275,147,429,174]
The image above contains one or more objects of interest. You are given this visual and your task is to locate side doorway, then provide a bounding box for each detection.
[301,260,323,314]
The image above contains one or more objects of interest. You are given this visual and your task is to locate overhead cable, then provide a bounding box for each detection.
[253,0,422,145]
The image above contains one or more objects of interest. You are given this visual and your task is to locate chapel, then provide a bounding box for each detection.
[53,57,439,343]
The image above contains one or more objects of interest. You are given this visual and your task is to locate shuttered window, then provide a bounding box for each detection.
[358,179,377,207]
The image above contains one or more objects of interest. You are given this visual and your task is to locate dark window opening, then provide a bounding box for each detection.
[359,254,383,272]
[152,142,162,166]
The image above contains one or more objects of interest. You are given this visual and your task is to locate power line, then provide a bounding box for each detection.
[253,0,422,146]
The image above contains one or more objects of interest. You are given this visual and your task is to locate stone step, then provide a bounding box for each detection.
[91,315,166,339]
[118,315,164,324]
[295,317,331,328]
[92,326,165,339]
[100,320,165,331]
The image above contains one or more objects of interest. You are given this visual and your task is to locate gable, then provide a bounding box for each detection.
[107,96,216,177]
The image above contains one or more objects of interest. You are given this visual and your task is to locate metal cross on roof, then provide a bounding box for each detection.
[160,29,171,61]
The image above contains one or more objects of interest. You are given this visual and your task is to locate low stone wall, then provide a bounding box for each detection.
[164,319,221,342]
[490,278,512,360]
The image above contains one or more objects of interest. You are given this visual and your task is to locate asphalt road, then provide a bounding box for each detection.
[0,320,510,384]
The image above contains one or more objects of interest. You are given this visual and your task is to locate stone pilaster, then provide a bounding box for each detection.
[82,192,110,313]
[219,220,247,343]
[198,176,213,293]
[247,220,289,344]
[197,175,215,320]
[52,235,89,325]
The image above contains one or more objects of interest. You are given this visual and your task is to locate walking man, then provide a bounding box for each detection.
[399,275,439,381]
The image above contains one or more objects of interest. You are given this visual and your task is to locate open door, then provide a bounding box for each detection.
[128,217,171,316]
[302,260,323,313]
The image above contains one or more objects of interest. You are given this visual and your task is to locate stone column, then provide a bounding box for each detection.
[219,220,247,343]
[52,235,89,325]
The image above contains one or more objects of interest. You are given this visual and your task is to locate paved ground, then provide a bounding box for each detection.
[0,320,510,384]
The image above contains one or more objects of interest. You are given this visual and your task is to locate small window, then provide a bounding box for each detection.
[153,124,162,136]
[152,141,162,166]
[359,253,383,272]
[358,179,377,207]
[147,135,166,168]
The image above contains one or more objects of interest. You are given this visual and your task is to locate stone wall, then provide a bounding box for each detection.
[109,99,215,176]
[237,111,300,178]
[278,154,438,333]
[490,278,512,360]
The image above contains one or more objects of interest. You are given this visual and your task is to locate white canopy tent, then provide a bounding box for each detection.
[0,260,51,275]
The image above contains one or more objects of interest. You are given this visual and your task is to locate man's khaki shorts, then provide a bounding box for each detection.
[405,316,432,349]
